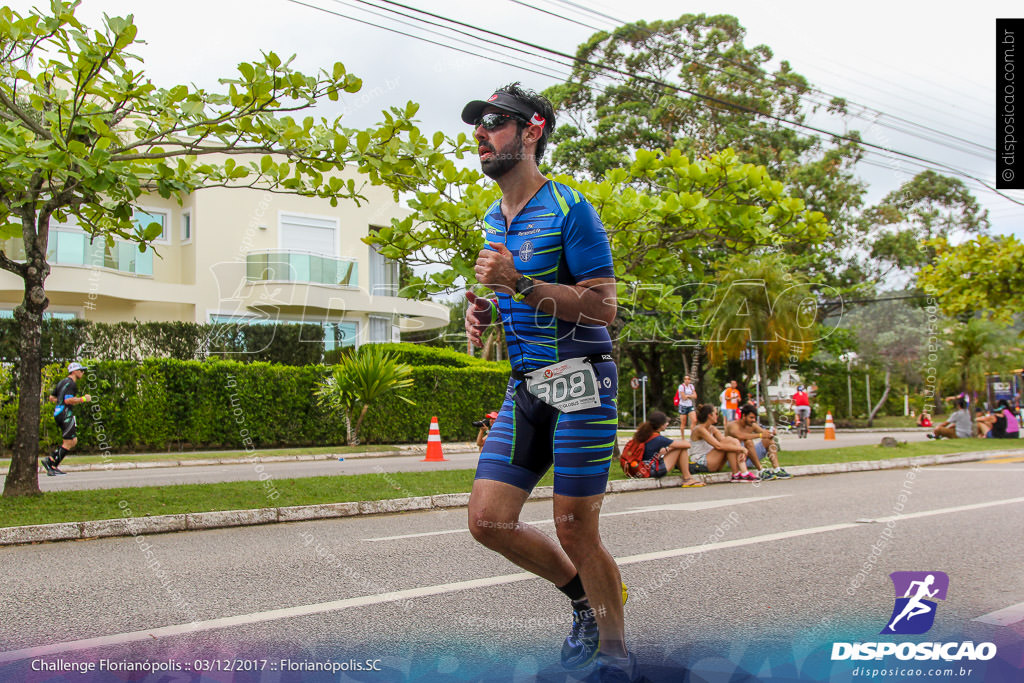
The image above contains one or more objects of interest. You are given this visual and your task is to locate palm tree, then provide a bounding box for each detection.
[940,318,1015,403]
[702,253,818,426]
[314,345,415,445]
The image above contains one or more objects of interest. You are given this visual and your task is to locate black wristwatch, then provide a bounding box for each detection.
[513,275,537,302]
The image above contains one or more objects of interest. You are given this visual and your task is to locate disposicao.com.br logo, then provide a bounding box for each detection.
[832,571,997,662]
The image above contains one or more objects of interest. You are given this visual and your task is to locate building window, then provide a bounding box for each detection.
[368,316,390,343]
[133,209,167,243]
[279,213,337,256]
[0,309,77,320]
[368,242,399,296]
[325,321,359,351]
[181,211,192,243]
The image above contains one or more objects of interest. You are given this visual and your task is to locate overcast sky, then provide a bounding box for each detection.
[8,0,1023,236]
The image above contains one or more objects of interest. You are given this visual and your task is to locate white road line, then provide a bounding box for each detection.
[363,495,790,542]
[2,494,1022,664]
[973,601,1024,626]
[926,467,1024,472]
[872,496,1024,523]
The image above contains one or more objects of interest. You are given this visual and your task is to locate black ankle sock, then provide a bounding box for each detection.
[53,447,68,466]
[558,573,586,601]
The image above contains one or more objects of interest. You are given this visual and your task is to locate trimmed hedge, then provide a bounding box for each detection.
[0,358,509,454]
[368,343,510,369]
[0,319,324,366]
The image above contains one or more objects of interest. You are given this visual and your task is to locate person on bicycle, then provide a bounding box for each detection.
[791,385,811,436]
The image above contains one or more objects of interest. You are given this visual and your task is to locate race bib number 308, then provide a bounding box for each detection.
[524,357,601,413]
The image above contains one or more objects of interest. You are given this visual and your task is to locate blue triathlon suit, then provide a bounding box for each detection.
[476,180,617,498]
[50,376,79,440]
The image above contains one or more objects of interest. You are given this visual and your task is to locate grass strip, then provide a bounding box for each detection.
[777,438,1024,464]
[2,441,1021,529]
[0,444,397,468]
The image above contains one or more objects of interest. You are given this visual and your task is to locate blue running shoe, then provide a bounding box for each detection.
[562,597,600,669]
[561,583,628,670]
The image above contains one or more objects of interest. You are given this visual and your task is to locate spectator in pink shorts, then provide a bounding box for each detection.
[688,404,757,482]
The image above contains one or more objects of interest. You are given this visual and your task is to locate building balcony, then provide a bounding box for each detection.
[246,250,358,287]
[3,230,153,276]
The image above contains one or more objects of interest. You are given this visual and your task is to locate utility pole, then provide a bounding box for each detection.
[866,372,871,416]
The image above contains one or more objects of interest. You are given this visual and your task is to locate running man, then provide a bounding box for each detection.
[462,83,635,678]
[42,361,91,476]
[888,574,939,631]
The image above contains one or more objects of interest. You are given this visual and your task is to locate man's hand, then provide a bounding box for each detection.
[82,394,92,403]
[475,242,519,294]
[465,291,493,349]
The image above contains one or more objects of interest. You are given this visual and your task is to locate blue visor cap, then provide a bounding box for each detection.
[461,91,546,129]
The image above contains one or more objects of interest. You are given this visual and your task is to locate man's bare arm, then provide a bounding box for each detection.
[521,277,616,327]
[475,242,616,327]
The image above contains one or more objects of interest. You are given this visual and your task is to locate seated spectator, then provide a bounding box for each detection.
[689,404,757,482]
[928,399,972,439]
[725,405,793,480]
[975,408,997,438]
[917,411,933,428]
[996,400,1020,439]
[630,411,705,487]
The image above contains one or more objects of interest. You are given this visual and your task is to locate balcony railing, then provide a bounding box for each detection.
[2,230,153,276]
[246,250,358,287]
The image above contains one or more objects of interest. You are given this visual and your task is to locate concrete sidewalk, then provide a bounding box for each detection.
[3,448,1021,547]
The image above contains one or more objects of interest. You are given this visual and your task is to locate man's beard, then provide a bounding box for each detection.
[480,135,525,179]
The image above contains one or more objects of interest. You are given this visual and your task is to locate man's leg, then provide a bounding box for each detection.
[934,425,956,439]
[467,479,576,585]
[553,493,626,658]
[661,447,700,484]
[721,437,750,473]
[744,439,762,470]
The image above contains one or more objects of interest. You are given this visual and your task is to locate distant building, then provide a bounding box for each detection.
[0,163,447,350]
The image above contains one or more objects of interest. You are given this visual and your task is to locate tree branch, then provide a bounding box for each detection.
[0,249,26,277]
[0,89,51,140]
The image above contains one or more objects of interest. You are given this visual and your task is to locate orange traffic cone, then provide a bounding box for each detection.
[824,412,836,440]
[422,416,447,461]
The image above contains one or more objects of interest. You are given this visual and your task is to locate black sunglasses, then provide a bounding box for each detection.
[472,112,527,130]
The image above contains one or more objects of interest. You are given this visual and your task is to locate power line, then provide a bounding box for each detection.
[290,0,1021,207]
[540,0,995,154]
[355,0,1016,205]
[286,0,569,83]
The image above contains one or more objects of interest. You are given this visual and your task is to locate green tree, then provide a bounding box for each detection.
[918,235,1024,323]
[938,318,1015,401]
[542,14,867,298]
[0,1,452,496]
[314,345,415,446]
[860,170,989,281]
[845,299,928,425]
[699,253,820,426]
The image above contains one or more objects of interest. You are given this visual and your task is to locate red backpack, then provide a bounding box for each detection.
[619,435,659,478]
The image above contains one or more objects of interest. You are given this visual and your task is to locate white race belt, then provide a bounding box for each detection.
[523,357,602,413]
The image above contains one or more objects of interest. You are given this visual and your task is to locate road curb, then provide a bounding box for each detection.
[2,449,1021,547]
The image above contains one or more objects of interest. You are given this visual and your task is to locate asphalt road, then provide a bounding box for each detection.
[35,429,933,492]
[2,458,1022,682]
